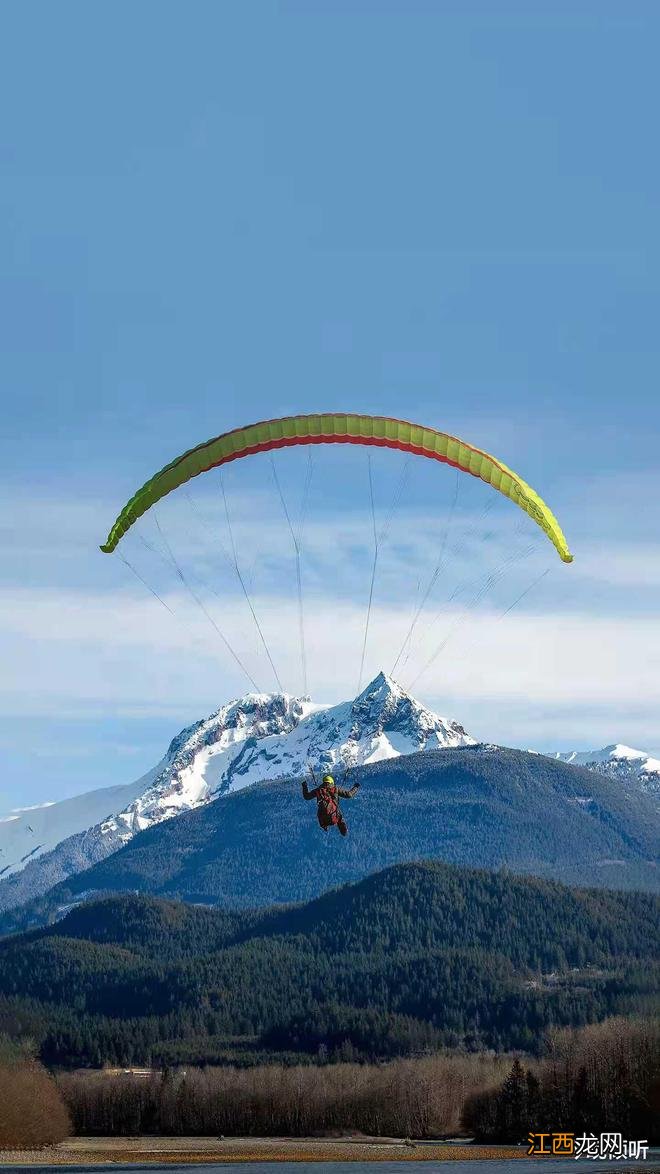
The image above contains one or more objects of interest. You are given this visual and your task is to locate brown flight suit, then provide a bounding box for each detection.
[301,776,360,836]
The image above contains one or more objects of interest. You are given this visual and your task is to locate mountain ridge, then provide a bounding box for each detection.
[1,743,657,935]
[1,860,657,1067]
[550,743,660,797]
[2,674,658,921]
[0,673,473,912]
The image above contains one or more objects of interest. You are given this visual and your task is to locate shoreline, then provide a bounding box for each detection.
[0,1136,530,1165]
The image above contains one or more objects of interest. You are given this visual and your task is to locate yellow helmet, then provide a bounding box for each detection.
[322,774,335,788]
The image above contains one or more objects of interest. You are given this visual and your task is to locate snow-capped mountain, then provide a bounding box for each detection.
[0,766,166,883]
[99,671,474,842]
[0,673,474,912]
[550,744,660,797]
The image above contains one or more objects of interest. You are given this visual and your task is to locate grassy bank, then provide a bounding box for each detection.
[0,1136,528,1164]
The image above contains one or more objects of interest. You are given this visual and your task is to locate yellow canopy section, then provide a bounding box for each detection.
[101,413,573,562]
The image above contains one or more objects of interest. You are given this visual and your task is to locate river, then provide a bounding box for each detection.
[4,1159,659,1173]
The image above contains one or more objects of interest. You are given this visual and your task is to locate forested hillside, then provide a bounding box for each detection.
[2,745,657,936]
[0,861,657,1068]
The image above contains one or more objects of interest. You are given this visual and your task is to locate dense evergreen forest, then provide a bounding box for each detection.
[0,861,657,1069]
[2,746,657,936]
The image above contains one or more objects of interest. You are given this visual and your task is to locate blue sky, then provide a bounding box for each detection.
[1,0,659,809]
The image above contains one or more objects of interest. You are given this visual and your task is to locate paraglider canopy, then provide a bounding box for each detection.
[100,412,573,563]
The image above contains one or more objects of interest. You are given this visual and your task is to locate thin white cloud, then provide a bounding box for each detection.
[1,585,658,724]
[566,544,660,588]
[6,479,660,596]
[2,477,659,784]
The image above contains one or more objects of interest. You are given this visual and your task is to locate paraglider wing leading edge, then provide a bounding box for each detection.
[100,413,573,563]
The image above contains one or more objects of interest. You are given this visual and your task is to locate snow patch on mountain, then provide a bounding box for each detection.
[99,671,474,843]
[0,674,474,911]
[550,744,660,797]
[0,767,166,883]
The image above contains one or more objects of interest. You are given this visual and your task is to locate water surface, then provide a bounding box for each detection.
[6,1159,659,1173]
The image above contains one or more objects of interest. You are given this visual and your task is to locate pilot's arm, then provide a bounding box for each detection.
[337,783,360,799]
[302,776,320,800]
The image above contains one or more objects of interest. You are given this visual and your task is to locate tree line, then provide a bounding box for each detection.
[464,1017,659,1143]
[56,1018,659,1142]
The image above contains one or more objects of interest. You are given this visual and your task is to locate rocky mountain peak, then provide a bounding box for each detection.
[0,674,474,896]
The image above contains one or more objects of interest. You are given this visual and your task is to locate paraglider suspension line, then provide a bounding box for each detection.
[390,469,460,678]
[118,551,175,615]
[153,513,262,691]
[270,455,309,697]
[220,473,285,693]
[407,549,544,690]
[358,456,379,694]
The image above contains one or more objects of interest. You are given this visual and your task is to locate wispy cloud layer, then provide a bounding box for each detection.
[2,584,658,739]
[3,472,659,800]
